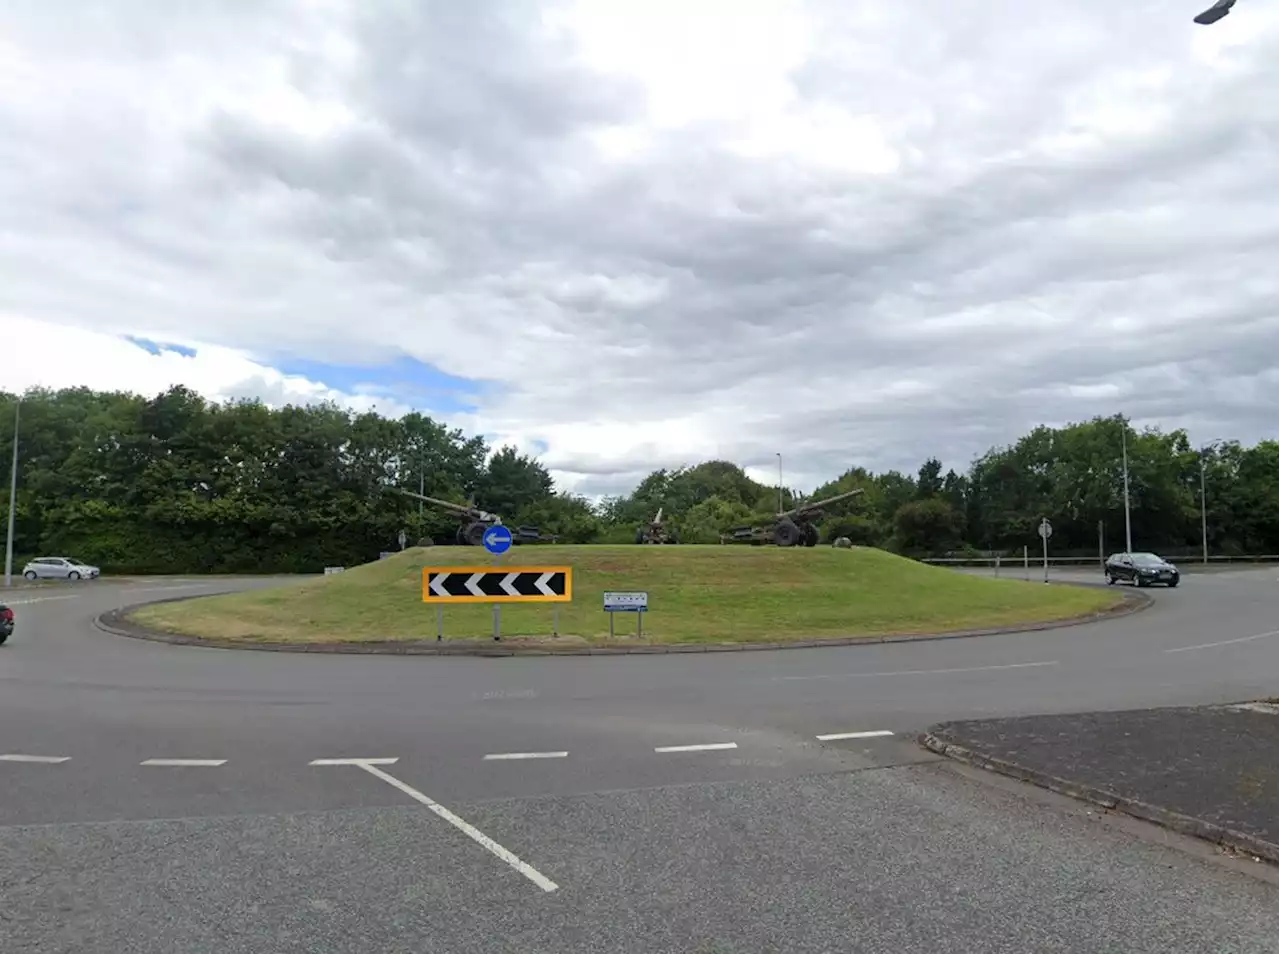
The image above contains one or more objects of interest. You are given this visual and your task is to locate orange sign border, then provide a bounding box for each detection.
[421,565,573,604]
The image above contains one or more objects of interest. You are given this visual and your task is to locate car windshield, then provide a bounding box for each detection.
[68,558,89,566]
[1130,553,1165,566]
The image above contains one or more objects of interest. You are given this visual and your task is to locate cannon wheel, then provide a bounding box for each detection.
[635,527,647,544]
[464,522,487,547]
[773,519,801,547]
[803,524,819,547]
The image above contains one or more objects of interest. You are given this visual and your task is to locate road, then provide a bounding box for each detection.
[1,568,1276,952]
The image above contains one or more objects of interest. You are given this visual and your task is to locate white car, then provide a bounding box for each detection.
[22,557,101,581]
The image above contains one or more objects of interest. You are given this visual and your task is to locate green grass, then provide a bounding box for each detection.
[126,544,1123,647]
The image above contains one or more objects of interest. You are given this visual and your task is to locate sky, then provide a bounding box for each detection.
[1,0,1276,499]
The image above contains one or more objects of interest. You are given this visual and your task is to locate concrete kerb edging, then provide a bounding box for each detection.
[918,730,1279,865]
[92,585,1154,657]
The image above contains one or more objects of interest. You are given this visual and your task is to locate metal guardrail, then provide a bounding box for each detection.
[922,555,1278,567]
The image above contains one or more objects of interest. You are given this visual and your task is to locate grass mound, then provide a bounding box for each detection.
[126,545,1123,647]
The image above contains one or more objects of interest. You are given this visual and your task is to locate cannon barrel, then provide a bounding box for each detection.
[393,487,499,523]
[653,506,664,524]
[779,487,864,518]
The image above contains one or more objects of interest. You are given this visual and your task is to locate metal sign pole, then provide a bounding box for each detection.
[436,605,443,642]
[481,524,514,642]
[1039,518,1051,584]
[608,611,615,639]
[637,611,643,639]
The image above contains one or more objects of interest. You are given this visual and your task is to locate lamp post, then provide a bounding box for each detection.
[776,453,783,512]
[1198,439,1226,565]
[4,397,20,588]
[1120,418,1133,554]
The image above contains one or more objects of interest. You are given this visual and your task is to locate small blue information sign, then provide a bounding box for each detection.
[482,524,513,555]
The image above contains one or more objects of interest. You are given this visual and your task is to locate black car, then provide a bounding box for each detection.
[0,602,12,644]
[1104,551,1180,588]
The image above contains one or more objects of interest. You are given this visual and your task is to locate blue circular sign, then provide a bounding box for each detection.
[482,524,513,555]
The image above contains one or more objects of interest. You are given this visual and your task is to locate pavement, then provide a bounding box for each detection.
[0,566,1277,952]
[923,703,1278,859]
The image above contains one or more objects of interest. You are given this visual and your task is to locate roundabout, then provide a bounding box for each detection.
[0,565,1275,953]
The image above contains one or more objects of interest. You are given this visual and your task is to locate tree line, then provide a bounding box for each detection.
[0,386,1274,573]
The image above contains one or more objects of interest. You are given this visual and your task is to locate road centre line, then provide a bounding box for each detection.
[140,759,226,767]
[775,660,1060,681]
[0,754,71,763]
[3,595,80,605]
[311,758,559,893]
[654,742,738,753]
[1164,630,1278,654]
[483,751,568,760]
[815,730,895,741]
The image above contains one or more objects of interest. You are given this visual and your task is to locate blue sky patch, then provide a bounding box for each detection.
[125,335,197,358]
[275,354,488,415]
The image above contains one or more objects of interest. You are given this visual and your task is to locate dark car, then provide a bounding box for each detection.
[0,602,12,644]
[1104,551,1180,588]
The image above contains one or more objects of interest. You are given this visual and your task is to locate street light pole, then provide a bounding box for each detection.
[1121,418,1133,554]
[4,397,20,588]
[776,453,783,513]
[1199,452,1208,564]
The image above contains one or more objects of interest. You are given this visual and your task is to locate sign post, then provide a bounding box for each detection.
[482,525,514,640]
[603,591,648,638]
[422,562,572,642]
[398,528,408,551]
[1038,518,1053,583]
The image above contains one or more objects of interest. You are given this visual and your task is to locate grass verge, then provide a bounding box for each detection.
[126,545,1124,647]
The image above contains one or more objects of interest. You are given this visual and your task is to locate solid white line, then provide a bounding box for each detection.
[0,754,71,763]
[654,742,738,753]
[1164,630,1278,654]
[352,761,559,893]
[483,751,569,761]
[309,757,400,766]
[5,595,79,605]
[140,759,226,767]
[776,660,1059,681]
[815,730,896,741]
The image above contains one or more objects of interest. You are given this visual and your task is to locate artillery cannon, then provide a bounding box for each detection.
[393,488,557,546]
[719,487,864,548]
[634,506,678,544]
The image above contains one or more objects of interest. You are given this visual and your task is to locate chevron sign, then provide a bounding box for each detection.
[421,566,573,604]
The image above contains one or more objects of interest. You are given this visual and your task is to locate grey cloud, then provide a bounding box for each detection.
[0,0,1275,500]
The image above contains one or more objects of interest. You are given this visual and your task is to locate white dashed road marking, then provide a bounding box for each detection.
[815,730,895,741]
[140,759,227,767]
[312,757,559,892]
[483,751,569,760]
[654,742,738,753]
[1165,630,1278,653]
[776,660,1059,682]
[4,595,80,605]
[309,757,400,766]
[0,753,71,763]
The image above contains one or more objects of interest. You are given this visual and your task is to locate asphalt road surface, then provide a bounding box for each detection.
[1,567,1276,953]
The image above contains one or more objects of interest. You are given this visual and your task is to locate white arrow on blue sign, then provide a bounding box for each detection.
[482,524,513,555]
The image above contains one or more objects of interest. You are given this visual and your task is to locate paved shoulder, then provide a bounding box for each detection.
[923,704,1278,859]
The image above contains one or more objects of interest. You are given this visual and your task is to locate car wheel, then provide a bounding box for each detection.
[68,570,80,581]
[1105,573,1115,585]
[23,570,36,581]
[1133,575,1145,587]
[1167,579,1179,588]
